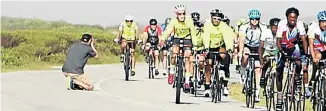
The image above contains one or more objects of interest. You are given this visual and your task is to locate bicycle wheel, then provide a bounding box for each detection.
[312,75,319,111]
[215,65,220,103]
[193,63,199,96]
[211,67,217,102]
[296,75,305,111]
[218,75,223,102]
[251,69,256,108]
[124,50,130,81]
[245,70,252,108]
[268,73,276,111]
[175,57,184,104]
[322,77,326,111]
[148,54,153,79]
[285,74,296,111]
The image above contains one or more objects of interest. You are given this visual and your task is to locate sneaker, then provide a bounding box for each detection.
[204,90,211,97]
[305,87,312,97]
[155,69,159,75]
[163,70,167,76]
[223,87,229,96]
[168,74,174,84]
[255,89,261,102]
[184,83,190,93]
[66,77,74,90]
[120,55,124,63]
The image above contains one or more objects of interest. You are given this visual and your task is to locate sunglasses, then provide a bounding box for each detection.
[177,13,186,15]
[212,17,222,20]
[126,20,133,22]
[250,18,260,21]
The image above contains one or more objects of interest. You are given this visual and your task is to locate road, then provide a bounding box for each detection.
[1,63,266,111]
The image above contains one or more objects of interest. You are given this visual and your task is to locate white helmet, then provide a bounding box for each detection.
[124,15,134,21]
[174,4,186,13]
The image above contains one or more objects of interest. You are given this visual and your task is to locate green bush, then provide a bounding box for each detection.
[1,16,144,71]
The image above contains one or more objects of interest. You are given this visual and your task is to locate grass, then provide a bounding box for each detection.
[229,82,313,111]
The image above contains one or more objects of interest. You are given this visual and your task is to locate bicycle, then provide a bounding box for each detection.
[263,56,277,111]
[242,52,259,108]
[174,38,191,104]
[282,55,305,111]
[148,44,157,79]
[190,51,205,96]
[210,51,227,103]
[311,59,326,111]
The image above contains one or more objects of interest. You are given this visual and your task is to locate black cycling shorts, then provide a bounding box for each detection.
[121,38,136,49]
[244,44,259,60]
[173,38,192,50]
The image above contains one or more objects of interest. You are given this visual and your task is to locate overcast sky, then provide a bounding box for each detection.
[1,1,326,26]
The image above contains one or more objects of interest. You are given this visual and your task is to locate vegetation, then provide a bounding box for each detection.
[1,16,143,72]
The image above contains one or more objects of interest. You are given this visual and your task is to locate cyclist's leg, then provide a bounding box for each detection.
[204,49,215,97]
[154,43,160,75]
[310,51,322,87]
[251,47,262,102]
[162,45,168,75]
[275,50,286,109]
[219,47,231,95]
[130,42,136,75]
[233,42,239,70]
[240,47,250,78]
[184,39,193,89]
[293,46,305,91]
[120,38,127,62]
[167,38,179,84]
[260,51,270,87]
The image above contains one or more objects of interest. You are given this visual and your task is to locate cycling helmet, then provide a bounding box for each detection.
[236,18,247,26]
[210,9,224,18]
[149,19,157,25]
[285,7,299,16]
[174,4,186,13]
[165,18,171,24]
[269,18,281,26]
[248,9,261,19]
[191,12,200,21]
[124,15,134,20]
[81,33,92,42]
[317,10,326,21]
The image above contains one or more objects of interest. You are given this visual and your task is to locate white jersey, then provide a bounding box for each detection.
[239,22,270,47]
[276,19,306,48]
[261,30,277,51]
[308,23,326,51]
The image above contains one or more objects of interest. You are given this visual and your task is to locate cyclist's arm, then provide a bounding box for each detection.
[276,21,284,51]
[307,25,316,59]
[258,29,269,60]
[158,25,163,40]
[134,23,139,41]
[116,22,124,39]
[221,22,234,51]
[189,19,198,47]
[203,22,211,49]
[238,25,246,54]
[298,22,308,55]
[161,20,175,42]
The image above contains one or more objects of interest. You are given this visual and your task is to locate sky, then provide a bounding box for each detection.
[1,1,326,27]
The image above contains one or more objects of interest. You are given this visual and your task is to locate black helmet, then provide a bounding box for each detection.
[210,9,224,18]
[81,33,92,42]
[149,19,157,25]
[191,12,200,21]
[165,18,171,24]
[269,18,281,26]
[223,16,230,24]
[285,7,299,16]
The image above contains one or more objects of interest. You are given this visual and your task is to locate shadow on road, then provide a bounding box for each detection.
[170,102,199,105]
[240,105,265,110]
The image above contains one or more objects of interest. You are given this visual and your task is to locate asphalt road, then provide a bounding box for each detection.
[1,63,266,111]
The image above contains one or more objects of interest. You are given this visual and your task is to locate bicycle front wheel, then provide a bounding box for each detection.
[175,57,184,104]
[124,52,130,81]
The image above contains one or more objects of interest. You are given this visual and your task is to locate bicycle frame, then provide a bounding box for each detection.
[312,59,326,111]
[244,52,258,108]
[210,51,226,103]
[148,45,157,79]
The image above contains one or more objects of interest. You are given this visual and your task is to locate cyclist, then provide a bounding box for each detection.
[191,12,205,85]
[202,9,234,97]
[160,4,198,91]
[275,7,309,109]
[160,18,173,76]
[114,15,139,76]
[238,9,270,102]
[258,18,280,88]
[308,10,326,93]
[234,18,247,72]
[141,19,163,75]
[62,33,99,91]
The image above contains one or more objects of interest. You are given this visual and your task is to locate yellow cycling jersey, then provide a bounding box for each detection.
[161,16,197,46]
[118,21,138,40]
[203,21,234,50]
